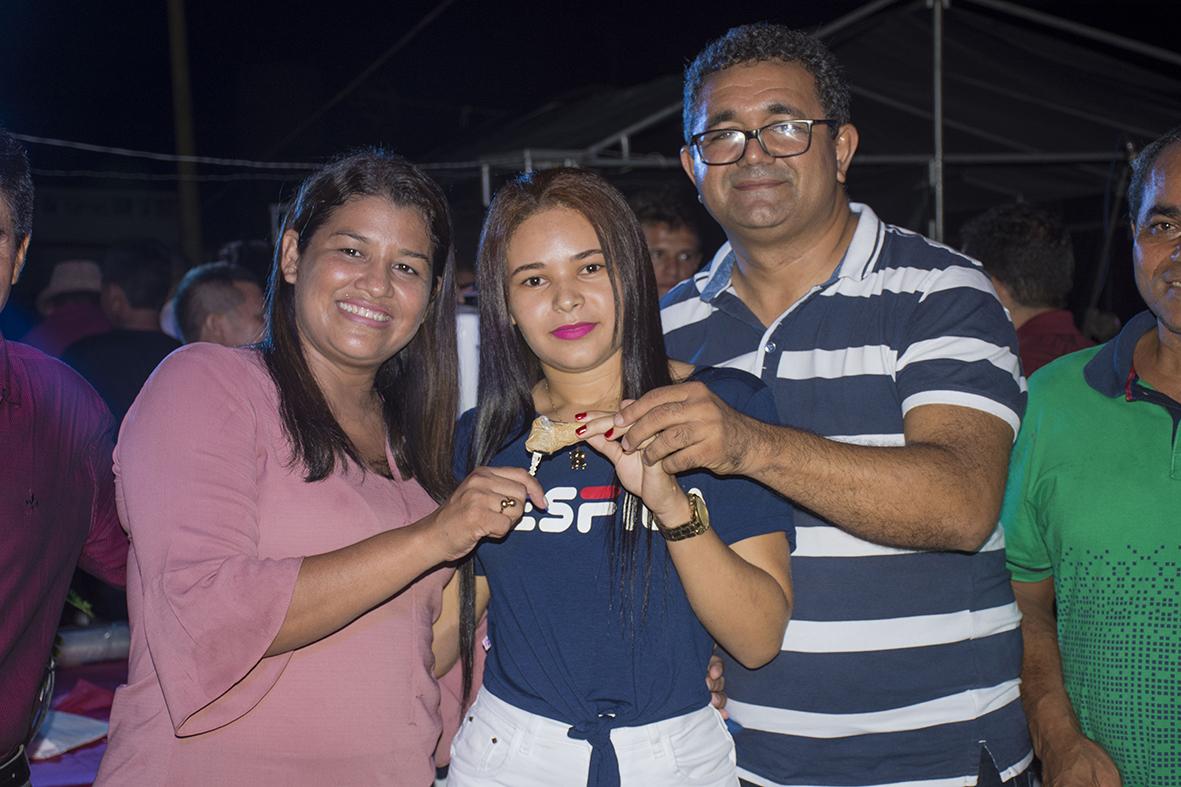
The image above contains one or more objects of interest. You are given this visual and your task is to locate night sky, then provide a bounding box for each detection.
[7,1,1171,160]
[2,0,1175,326]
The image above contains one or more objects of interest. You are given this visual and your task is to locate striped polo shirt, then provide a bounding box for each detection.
[661,203,1033,787]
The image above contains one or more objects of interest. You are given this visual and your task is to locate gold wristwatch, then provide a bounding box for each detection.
[654,491,710,541]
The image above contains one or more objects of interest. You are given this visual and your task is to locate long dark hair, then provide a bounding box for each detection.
[458,168,673,698]
[261,149,458,502]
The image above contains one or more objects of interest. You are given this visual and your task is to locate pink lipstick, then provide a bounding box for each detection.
[551,322,596,340]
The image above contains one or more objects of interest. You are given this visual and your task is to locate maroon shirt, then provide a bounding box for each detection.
[20,301,111,358]
[0,333,127,754]
[1017,309,1094,376]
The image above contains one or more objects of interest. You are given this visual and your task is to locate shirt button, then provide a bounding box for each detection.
[765,341,777,353]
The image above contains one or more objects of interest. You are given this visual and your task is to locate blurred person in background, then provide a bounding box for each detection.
[960,204,1092,375]
[173,261,265,346]
[0,128,127,787]
[20,259,110,357]
[217,238,274,285]
[62,239,181,425]
[629,185,705,297]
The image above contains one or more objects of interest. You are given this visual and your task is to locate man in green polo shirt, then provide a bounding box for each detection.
[1003,125,1181,786]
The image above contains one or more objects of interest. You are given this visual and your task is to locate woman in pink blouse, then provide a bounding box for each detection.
[96,151,544,786]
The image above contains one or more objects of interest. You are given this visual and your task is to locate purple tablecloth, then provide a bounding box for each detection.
[29,660,126,787]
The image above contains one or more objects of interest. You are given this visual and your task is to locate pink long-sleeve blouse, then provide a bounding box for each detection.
[96,343,448,786]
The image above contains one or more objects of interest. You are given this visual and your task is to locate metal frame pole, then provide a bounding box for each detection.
[1087,143,1136,315]
[962,0,1181,69]
[815,0,909,39]
[931,0,946,241]
[167,0,202,264]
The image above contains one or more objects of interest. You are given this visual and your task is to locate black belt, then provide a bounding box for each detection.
[0,745,30,787]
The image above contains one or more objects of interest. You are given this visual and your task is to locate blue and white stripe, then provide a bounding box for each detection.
[661,203,1031,787]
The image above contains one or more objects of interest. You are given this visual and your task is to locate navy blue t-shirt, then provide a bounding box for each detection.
[452,367,795,733]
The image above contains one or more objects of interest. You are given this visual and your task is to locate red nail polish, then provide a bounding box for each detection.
[575,425,587,436]
[574,412,587,421]
[604,428,614,439]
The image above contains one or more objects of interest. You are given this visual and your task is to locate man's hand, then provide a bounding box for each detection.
[706,653,728,719]
[613,382,766,476]
[1041,736,1122,786]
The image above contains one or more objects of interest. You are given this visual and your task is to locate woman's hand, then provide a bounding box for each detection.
[580,407,688,523]
[707,654,728,719]
[429,467,547,563]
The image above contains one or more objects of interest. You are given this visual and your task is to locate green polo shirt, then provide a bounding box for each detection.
[1002,310,1180,786]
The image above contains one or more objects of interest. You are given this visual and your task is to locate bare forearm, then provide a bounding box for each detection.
[267,516,447,656]
[269,463,545,658]
[742,416,1004,551]
[1010,579,1123,784]
[667,531,791,668]
[1015,584,1086,759]
[618,387,1011,551]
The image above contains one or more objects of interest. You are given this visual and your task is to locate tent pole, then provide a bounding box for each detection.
[815,0,908,39]
[586,102,681,156]
[930,0,946,241]
[1087,144,1135,317]
[961,0,1181,69]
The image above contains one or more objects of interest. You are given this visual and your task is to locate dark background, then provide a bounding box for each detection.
[2,0,1177,333]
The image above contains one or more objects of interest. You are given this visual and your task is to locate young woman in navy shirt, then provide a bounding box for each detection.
[437,168,794,787]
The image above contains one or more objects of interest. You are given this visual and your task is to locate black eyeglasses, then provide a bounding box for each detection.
[687,119,838,165]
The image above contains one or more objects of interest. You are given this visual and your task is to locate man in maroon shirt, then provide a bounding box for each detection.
[960,204,1093,376]
[0,129,128,785]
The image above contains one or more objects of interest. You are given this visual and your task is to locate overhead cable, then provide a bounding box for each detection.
[13,132,320,170]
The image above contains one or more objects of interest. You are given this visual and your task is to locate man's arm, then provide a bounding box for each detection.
[1011,579,1122,786]
[77,409,128,587]
[614,383,1009,552]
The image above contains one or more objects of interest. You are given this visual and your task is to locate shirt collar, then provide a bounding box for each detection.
[696,202,882,304]
[0,331,19,406]
[1083,310,1158,397]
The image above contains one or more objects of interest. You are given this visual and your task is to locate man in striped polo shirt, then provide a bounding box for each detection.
[613,24,1032,786]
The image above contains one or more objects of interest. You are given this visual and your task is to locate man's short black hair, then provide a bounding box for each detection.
[628,186,702,235]
[1128,125,1181,224]
[217,238,273,284]
[174,261,260,343]
[959,204,1075,309]
[683,23,851,142]
[101,240,176,311]
[0,129,34,244]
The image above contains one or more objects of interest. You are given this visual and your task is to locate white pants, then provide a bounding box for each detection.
[448,687,738,787]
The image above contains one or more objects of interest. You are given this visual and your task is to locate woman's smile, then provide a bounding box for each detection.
[337,298,393,324]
